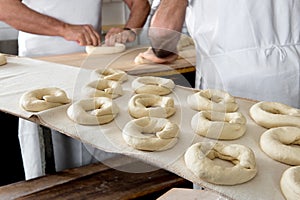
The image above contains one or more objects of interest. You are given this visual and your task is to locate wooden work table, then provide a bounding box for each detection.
[36,45,196,87]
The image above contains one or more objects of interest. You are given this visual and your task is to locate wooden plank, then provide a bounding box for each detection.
[0,157,192,200]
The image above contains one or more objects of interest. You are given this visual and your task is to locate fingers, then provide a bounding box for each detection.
[105,28,136,46]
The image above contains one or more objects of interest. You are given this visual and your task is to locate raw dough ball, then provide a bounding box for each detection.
[0,53,7,66]
[20,87,70,112]
[92,68,128,83]
[187,89,239,112]
[280,166,300,200]
[260,126,300,165]
[249,101,300,129]
[128,94,176,119]
[184,142,257,185]
[191,111,247,140]
[67,97,119,125]
[132,76,175,96]
[86,43,126,55]
[122,117,179,151]
[83,79,123,99]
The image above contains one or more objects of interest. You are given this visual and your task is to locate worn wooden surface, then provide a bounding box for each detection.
[0,157,192,200]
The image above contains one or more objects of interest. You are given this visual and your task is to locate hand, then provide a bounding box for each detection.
[62,24,101,46]
[105,27,136,46]
[138,47,178,64]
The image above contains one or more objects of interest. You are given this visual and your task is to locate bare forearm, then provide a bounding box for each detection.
[0,0,66,37]
[123,0,150,30]
[149,0,188,57]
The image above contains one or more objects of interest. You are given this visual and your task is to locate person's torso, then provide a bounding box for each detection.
[19,0,103,57]
[185,0,300,107]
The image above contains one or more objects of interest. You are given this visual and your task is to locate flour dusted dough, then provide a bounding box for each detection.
[20,87,70,112]
[184,142,257,185]
[92,68,128,83]
[122,117,179,151]
[187,89,239,112]
[280,166,300,200]
[128,94,176,119]
[83,79,123,99]
[0,53,7,66]
[250,101,300,129]
[191,111,247,140]
[260,126,300,165]
[67,97,119,125]
[131,76,175,96]
[86,43,126,55]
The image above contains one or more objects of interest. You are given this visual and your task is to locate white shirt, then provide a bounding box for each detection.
[186,0,300,108]
[19,0,102,57]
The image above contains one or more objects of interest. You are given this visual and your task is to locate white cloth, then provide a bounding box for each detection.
[185,0,300,108]
[18,0,117,180]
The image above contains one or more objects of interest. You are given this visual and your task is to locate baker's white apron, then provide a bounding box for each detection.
[17,0,118,180]
[185,0,300,108]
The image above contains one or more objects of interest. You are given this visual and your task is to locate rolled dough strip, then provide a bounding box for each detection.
[86,43,126,55]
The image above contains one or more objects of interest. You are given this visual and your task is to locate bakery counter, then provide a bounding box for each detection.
[0,55,290,200]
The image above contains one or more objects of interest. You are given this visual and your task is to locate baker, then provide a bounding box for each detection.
[0,0,150,180]
[140,0,300,109]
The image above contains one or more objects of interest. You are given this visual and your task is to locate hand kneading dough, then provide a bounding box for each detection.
[122,117,179,151]
[92,68,128,83]
[260,126,300,165]
[83,79,123,99]
[67,97,119,125]
[250,101,300,129]
[184,142,257,185]
[280,166,300,200]
[20,87,70,112]
[0,53,7,66]
[86,43,126,55]
[191,111,247,140]
[128,94,176,118]
[131,76,175,96]
[187,89,239,112]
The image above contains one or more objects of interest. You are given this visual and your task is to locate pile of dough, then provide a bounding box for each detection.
[280,166,300,200]
[83,79,123,99]
[131,76,175,96]
[20,87,70,112]
[191,111,247,140]
[0,53,7,66]
[86,43,126,55]
[184,142,257,185]
[187,89,239,112]
[128,94,176,118]
[92,68,128,83]
[122,117,179,151]
[249,101,300,129]
[67,97,119,125]
[260,126,300,165]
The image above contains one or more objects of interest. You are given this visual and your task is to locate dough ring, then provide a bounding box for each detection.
[280,166,300,200]
[128,94,176,118]
[260,126,300,165]
[85,43,126,55]
[131,76,175,96]
[92,68,128,83]
[249,101,300,129]
[191,111,247,140]
[187,89,239,112]
[0,53,7,66]
[184,142,257,185]
[122,117,179,151]
[20,87,70,112]
[83,79,123,99]
[67,97,119,125]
